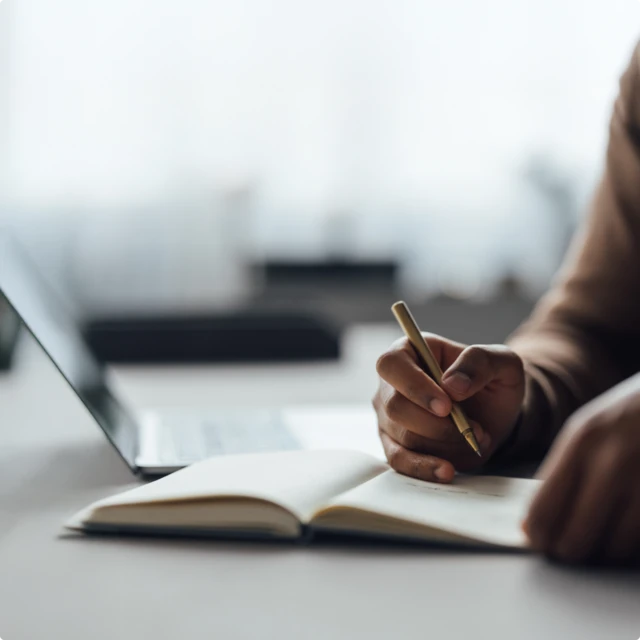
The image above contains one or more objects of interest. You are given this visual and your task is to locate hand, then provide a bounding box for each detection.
[373,334,525,483]
[525,374,640,565]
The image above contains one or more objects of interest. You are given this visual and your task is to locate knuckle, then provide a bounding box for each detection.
[410,456,429,480]
[384,391,404,421]
[464,345,490,369]
[386,446,405,471]
[574,416,609,447]
[421,332,439,345]
[371,389,383,414]
[404,383,426,404]
[506,348,524,371]
[375,351,395,376]
[597,436,627,475]
[397,428,422,451]
[493,345,524,375]
[390,336,410,350]
[490,343,518,360]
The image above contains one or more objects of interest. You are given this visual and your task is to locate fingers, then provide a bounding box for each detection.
[380,429,455,483]
[524,440,583,554]
[376,340,452,417]
[523,379,640,565]
[376,382,464,442]
[441,344,524,402]
[543,441,620,562]
[606,494,640,564]
[381,414,490,454]
[525,421,631,563]
[375,380,491,467]
[374,335,518,481]
[381,421,490,471]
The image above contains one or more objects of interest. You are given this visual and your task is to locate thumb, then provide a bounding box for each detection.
[440,344,523,401]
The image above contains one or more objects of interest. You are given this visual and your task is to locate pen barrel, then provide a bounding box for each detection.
[391,302,444,384]
[450,404,472,434]
[391,301,478,453]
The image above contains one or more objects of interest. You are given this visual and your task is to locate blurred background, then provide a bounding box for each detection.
[2,0,640,361]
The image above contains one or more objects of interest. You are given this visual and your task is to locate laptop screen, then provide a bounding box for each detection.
[0,236,139,471]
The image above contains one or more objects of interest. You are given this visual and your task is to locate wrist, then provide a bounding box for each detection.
[489,411,524,463]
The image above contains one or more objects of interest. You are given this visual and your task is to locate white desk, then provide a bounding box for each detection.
[1,325,640,640]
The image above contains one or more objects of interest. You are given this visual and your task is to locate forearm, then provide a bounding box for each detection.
[492,42,640,463]
[503,323,630,461]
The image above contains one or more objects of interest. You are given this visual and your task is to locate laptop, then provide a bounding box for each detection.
[0,236,300,476]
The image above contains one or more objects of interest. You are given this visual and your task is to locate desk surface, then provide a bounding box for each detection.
[1,325,640,640]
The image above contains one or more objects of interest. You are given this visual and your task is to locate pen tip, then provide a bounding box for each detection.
[464,432,482,457]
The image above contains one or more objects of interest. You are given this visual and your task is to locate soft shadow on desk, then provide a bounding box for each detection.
[58,527,523,559]
[524,558,640,599]
[0,439,135,512]
[56,529,640,570]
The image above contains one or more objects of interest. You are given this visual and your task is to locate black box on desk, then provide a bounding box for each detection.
[83,311,341,364]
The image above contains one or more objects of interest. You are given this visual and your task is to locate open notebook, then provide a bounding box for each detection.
[67,450,541,548]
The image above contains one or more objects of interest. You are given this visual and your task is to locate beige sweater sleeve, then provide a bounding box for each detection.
[503,42,640,461]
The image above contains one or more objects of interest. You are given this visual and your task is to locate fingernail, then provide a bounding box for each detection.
[435,466,453,482]
[443,371,471,394]
[429,398,449,417]
[473,424,485,445]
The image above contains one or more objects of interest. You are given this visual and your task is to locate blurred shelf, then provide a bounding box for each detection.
[260,259,397,289]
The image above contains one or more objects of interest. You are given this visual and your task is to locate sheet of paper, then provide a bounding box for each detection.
[327,470,542,547]
[83,450,388,523]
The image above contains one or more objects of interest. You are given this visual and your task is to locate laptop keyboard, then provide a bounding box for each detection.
[158,411,299,463]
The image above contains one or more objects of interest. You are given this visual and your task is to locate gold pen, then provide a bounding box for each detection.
[391,300,482,457]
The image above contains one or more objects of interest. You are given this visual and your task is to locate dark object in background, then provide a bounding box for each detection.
[83,311,341,364]
[0,293,21,371]
[262,259,397,289]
